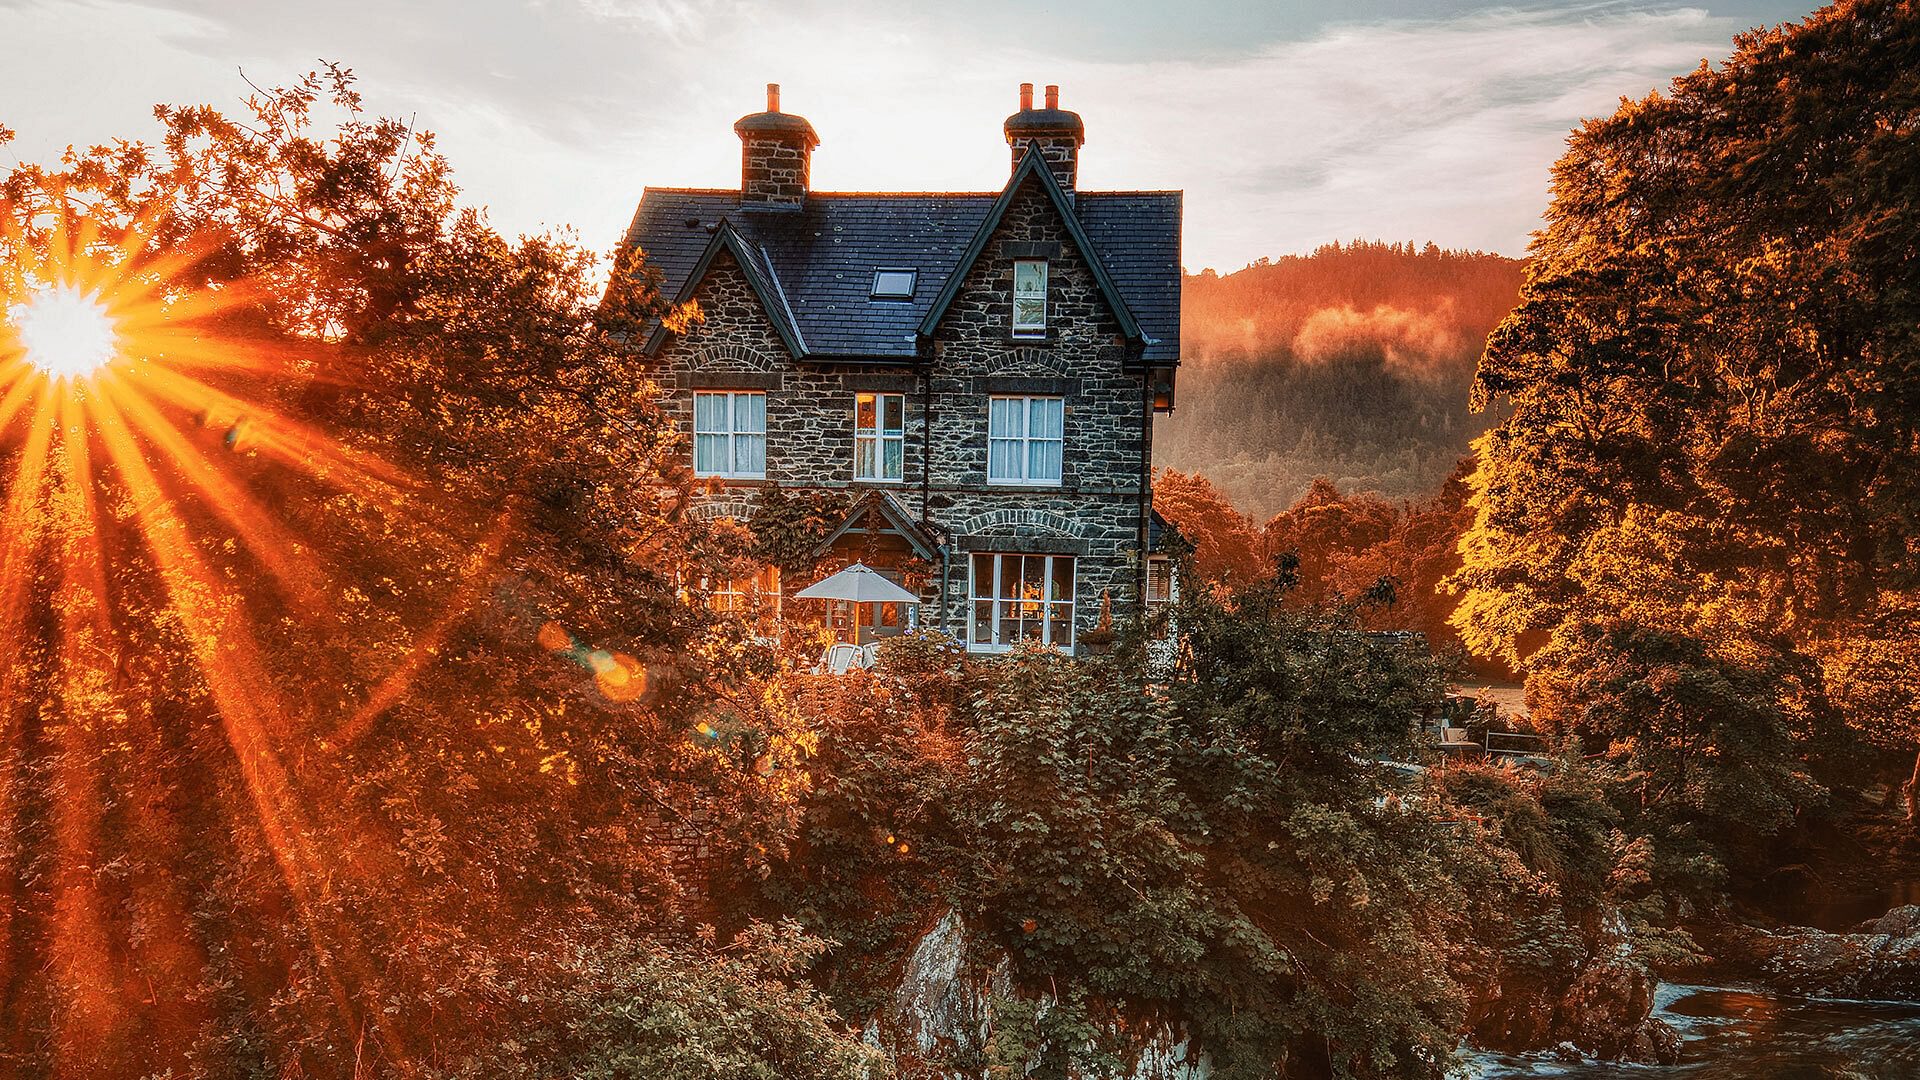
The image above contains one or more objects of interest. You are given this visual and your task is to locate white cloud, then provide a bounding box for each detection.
[1053,5,1733,267]
[0,1,235,159]
[0,1,1745,269]
[568,0,727,37]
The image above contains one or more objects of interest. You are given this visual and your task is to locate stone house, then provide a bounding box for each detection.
[618,83,1180,653]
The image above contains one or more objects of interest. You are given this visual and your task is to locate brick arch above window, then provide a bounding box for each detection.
[957,507,1087,539]
[692,343,775,373]
[686,495,760,524]
[983,347,1072,378]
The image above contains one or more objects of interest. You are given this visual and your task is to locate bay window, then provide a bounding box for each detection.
[969,553,1075,652]
[987,395,1064,485]
[854,392,905,482]
[693,390,766,479]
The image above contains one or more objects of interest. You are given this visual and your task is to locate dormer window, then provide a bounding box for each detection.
[870,268,917,300]
[1012,259,1048,336]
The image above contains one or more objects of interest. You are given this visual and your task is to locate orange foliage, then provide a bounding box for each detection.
[1268,467,1489,667]
[1263,477,1398,602]
[1159,460,1499,674]
[1151,469,1262,588]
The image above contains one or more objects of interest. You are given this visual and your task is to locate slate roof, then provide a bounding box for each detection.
[621,166,1180,365]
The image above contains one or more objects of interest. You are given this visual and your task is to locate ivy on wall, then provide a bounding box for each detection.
[748,487,854,572]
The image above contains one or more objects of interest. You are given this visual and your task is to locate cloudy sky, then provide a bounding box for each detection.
[1,0,1812,271]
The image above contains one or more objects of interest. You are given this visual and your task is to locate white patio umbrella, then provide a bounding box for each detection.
[795,562,919,644]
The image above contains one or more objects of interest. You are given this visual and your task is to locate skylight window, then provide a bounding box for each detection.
[870,268,917,300]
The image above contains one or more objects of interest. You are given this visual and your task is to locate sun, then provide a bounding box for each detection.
[9,284,119,380]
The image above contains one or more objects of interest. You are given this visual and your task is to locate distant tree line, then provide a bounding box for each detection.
[1161,241,1524,521]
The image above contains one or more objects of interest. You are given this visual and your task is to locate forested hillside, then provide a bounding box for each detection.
[1160,242,1524,519]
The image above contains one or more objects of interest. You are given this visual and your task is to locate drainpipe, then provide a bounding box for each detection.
[921,342,946,634]
[920,363,933,518]
[1138,372,1153,608]
[936,544,951,637]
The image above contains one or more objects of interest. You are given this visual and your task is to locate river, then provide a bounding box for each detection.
[1459,984,1920,1078]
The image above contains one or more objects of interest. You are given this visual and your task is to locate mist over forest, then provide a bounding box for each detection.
[1159,241,1525,519]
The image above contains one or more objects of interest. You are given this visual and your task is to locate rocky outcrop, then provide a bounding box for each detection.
[1708,905,1920,1000]
[873,909,1003,1066]
[868,909,1210,1079]
[1467,912,1681,1065]
[872,906,1697,1075]
[1557,918,1683,1064]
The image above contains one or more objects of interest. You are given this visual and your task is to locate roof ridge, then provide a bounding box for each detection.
[805,190,995,198]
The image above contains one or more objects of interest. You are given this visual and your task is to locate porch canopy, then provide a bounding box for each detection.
[795,562,920,644]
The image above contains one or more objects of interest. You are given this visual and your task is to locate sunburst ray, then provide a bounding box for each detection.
[85,387,414,1068]
[92,371,333,616]
[0,382,55,1031]
[0,189,510,1072]
[48,388,124,1069]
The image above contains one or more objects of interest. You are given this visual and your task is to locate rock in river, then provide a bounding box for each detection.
[1714,905,1920,1000]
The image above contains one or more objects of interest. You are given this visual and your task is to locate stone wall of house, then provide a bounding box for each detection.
[1006,133,1082,194]
[918,169,1152,645]
[649,173,1155,652]
[653,250,923,492]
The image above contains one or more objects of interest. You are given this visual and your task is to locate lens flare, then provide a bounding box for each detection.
[9,285,118,380]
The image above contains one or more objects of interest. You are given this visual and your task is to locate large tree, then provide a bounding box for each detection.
[0,68,869,1078]
[1449,0,1920,863]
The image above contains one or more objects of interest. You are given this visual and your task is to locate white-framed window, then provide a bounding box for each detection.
[1012,259,1048,336]
[969,553,1075,652]
[1146,555,1174,610]
[693,390,766,479]
[987,395,1064,485]
[855,392,906,482]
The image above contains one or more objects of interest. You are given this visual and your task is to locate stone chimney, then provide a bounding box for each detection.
[1004,82,1085,196]
[734,83,818,210]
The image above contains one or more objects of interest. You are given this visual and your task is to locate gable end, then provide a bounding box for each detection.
[644,221,808,360]
[915,145,1143,348]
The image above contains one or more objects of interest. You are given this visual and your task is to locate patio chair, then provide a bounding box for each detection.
[857,642,880,669]
[824,643,860,675]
